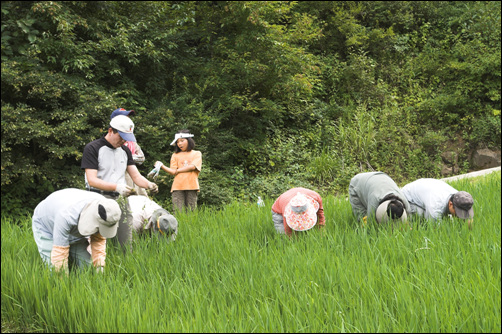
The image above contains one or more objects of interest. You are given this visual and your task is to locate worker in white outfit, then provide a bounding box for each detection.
[128,195,178,241]
[32,188,122,274]
[401,178,474,228]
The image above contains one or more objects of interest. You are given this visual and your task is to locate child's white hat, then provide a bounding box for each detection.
[170,133,194,146]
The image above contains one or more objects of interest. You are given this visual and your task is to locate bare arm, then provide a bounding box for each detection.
[127,165,152,188]
[160,164,178,176]
[176,165,196,174]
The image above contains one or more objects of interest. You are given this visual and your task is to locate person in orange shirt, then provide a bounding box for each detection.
[154,130,202,212]
[271,187,325,237]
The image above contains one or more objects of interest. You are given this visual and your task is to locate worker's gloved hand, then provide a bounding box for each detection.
[116,184,133,196]
[147,162,161,180]
[96,266,104,274]
[147,161,163,180]
[146,168,157,179]
[147,182,159,193]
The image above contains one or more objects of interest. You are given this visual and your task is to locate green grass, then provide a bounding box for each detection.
[2,172,500,332]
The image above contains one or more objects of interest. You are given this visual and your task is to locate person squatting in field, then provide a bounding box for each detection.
[349,171,411,225]
[81,112,158,252]
[401,178,474,228]
[150,129,202,213]
[32,188,121,274]
[110,108,149,197]
[271,187,326,237]
[128,195,178,242]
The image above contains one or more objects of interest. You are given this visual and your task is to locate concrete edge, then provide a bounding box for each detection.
[440,166,501,182]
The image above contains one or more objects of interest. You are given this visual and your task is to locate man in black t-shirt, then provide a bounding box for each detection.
[81,115,158,250]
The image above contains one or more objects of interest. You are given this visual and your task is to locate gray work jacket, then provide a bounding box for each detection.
[348,172,411,220]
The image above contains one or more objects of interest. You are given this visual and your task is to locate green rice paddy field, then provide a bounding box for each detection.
[1,172,501,333]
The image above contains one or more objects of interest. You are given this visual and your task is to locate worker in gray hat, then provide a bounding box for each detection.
[32,188,122,274]
[349,172,411,225]
[128,195,178,241]
[401,178,474,228]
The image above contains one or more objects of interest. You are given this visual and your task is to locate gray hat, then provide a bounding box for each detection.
[150,209,178,241]
[452,191,474,219]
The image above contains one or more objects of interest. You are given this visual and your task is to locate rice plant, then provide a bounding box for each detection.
[1,172,500,332]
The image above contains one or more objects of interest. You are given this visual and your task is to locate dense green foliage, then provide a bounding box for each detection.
[1,173,500,332]
[2,1,501,214]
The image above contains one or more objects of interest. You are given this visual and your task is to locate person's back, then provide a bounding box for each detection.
[33,188,105,244]
[401,178,457,220]
[127,195,178,241]
[32,188,121,273]
[128,195,163,233]
[349,171,410,222]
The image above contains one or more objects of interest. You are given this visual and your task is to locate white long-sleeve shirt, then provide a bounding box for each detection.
[32,188,110,271]
[32,188,106,246]
[127,195,162,232]
[401,178,457,221]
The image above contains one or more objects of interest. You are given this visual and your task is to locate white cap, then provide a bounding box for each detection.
[110,115,136,142]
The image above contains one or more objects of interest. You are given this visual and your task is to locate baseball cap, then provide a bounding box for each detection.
[150,209,178,241]
[110,115,136,142]
[375,200,408,223]
[283,193,319,231]
[78,198,122,238]
[110,108,135,119]
[452,191,474,219]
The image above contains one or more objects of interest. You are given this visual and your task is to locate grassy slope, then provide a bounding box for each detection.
[1,172,500,332]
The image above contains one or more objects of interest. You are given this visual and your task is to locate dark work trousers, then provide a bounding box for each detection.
[172,190,198,213]
[106,194,133,253]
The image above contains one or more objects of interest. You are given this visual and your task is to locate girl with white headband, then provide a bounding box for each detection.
[153,129,202,212]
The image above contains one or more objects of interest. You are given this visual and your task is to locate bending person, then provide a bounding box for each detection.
[271,187,325,237]
[349,171,410,225]
[128,195,178,241]
[401,178,474,228]
[32,188,121,274]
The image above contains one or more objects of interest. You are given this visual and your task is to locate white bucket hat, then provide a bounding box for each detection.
[375,200,408,224]
[284,193,319,231]
[78,198,122,238]
[170,133,194,146]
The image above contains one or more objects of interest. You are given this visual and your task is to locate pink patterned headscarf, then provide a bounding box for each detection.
[283,193,319,231]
